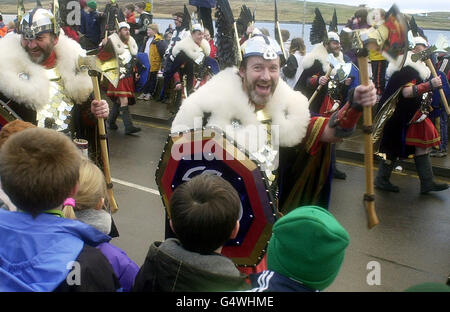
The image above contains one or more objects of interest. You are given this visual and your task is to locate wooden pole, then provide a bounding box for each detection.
[425,59,450,115]
[308,67,333,105]
[357,55,379,229]
[91,76,119,213]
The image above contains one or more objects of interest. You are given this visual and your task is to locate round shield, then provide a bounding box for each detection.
[156,127,278,267]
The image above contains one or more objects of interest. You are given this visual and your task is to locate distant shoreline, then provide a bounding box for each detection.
[2,13,450,32]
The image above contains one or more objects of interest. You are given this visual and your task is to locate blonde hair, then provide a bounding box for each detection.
[74,158,110,213]
[147,24,159,33]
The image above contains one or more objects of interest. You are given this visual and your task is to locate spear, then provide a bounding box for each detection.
[274,0,286,59]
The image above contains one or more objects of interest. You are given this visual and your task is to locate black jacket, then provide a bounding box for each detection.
[133,239,250,292]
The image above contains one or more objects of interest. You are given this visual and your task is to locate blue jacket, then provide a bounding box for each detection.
[81,10,101,45]
[189,0,216,8]
[135,52,150,93]
[0,209,111,291]
[249,270,317,292]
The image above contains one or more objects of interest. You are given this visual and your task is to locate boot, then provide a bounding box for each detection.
[108,102,120,130]
[120,106,141,135]
[414,154,449,194]
[375,159,400,192]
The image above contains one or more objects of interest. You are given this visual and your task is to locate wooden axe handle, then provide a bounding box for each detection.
[425,59,450,116]
[91,77,119,213]
[357,56,379,229]
[308,67,333,105]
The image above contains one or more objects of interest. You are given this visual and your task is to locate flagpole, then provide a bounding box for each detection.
[301,0,305,38]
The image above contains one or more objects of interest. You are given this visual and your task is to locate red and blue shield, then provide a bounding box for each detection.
[156,127,278,267]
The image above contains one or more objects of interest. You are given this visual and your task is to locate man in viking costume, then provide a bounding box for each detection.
[171,34,378,213]
[295,9,352,180]
[295,9,346,117]
[106,21,141,135]
[374,32,449,194]
[0,4,109,162]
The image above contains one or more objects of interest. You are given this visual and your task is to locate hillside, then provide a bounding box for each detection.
[1,0,450,30]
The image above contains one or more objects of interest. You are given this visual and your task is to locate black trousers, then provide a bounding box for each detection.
[142,71,158,95]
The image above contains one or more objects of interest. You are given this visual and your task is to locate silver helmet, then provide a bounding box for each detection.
[19,7,59,40]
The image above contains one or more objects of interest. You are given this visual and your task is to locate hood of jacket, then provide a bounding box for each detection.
[143,239,249,292]
[0,209,110,291]
[171,67,311,149]
[0,33,93,112]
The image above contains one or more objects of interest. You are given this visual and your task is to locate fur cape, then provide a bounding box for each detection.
[0,33,93,112]
[109,32,138,56]
[301,43,344,74]
[172,34,211,62]
[386,50,430,82]
[171,67,311,149]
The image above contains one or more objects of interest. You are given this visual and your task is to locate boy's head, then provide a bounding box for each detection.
[267,206,350,291]
[0,128,82,216]
[169,174,241,255]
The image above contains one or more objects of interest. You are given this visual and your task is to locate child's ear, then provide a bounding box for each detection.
[95,198,105,210]
[230,221,240,240]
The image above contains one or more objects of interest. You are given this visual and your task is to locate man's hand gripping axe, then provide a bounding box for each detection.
[78,33,122,213]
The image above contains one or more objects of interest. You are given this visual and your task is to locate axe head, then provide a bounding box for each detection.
[327,54,352,83]
[349,5,408,67]
[78,33,121,88]
[411,45,437,63]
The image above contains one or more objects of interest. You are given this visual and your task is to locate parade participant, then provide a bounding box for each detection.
[133,174,250,292]
[100,0,125,40]
[134,2,153,49]
[0,128,120,292]
[368,9,388,104]
[138,24,167,101]
[159,11,191,102]
[374,34,449,194]
[295,10,345,117]
[106,22,141,135]
[167,23,210,98]
[295,9,351,180]
[171,33,377,213]
[0,6,109,163]
[281,37,306,89]
[248,206,349,292]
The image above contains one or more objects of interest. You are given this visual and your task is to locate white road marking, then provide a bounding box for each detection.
[112,178,160,196]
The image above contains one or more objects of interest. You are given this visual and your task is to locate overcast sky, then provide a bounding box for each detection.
[305,0,450,13]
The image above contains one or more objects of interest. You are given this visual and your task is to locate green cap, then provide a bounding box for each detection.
[267,206,350,291]
[87,0,97,10]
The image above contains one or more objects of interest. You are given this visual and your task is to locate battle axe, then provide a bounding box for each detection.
[78,34,121,213]
[344,5,408,229]
[308,54,339,105]
[412,46,450,115]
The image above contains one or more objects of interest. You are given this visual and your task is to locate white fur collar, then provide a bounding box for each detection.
[302,43,344,74]
[172,67,311,148]
[172,34,211,61]
[0,33,93,111]
[386,51,430,81]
